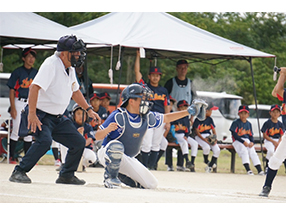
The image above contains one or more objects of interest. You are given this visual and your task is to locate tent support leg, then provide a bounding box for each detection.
[249,57,265,171]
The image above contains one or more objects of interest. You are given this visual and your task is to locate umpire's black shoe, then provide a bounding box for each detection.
[9,170,32,184]
[259,186,271,197]
[56,175,85,185]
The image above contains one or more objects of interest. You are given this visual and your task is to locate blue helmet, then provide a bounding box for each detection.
[121,83,153,115]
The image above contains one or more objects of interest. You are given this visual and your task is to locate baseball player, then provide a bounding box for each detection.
[6,48,38,164]
[9,35,101,185]
[96,83,208,189]
[89,93,108,130]
[259,67,286,197]
[229,105,264,175]
[134,49,170,170]
[193,103,220,173]
[171,100,198,172]
[260,104,285,173]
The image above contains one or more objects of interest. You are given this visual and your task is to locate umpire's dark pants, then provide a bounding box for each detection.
[15,113,85,178]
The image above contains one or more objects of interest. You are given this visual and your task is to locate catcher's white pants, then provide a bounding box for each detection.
[59,142,97,167]
[174,133,198,156]
[10,98,32,142]
[264,137,279,160]
[195,133,220,158]
[98,141,158,189]
[269,132,286,170]
[232,138,261,166]
[160,136,168,151]
[141,122,166,152]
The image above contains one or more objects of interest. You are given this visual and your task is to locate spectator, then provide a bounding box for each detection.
[6,48,38,164]
[229,105,264,175]
[89,93,108,130]
[100,92,111,116]
[193,103,220,173]
[134,50,170,170]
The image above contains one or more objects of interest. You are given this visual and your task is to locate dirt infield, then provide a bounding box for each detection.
[0,162,286,203]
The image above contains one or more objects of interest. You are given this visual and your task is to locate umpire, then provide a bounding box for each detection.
[9,35,101,185]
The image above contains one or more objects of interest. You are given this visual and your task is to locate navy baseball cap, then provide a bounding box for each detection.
[57,35,86,52]
[149,67,162,75]
[100,92,111,100]
[238,105,249,113]
[177,100,189,108]
[22,48,36,57]
[270,104,281,112]
[90,93,101,101]
[176,60,188,66]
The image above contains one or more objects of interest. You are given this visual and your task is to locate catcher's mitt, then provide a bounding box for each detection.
[206,134,217,145]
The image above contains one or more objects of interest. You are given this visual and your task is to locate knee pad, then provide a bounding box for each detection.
[105,140,124,164]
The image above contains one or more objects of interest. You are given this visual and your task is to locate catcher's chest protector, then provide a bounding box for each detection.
[114,108,148,157]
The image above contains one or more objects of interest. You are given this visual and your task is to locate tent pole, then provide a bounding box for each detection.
[115,47,125,107]
[249,57,265,171]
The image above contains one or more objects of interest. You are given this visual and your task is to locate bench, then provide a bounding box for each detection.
[167,142,267,173]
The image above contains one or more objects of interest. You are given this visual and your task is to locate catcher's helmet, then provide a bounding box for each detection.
[121,83,153,115]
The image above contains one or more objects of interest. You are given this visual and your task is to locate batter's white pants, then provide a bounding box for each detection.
[141,122,166,153]
[269,132,286,170]
[175,133,198,156]
[232,138,261,166]
[195,133,220,158]
[59,142,97,167]
[98,141,158,189]
[264,138,279,160]
[10,98,32,142]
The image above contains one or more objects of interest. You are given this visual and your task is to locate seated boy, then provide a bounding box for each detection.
[193,103,220,173]
[229,105,264,175]
[171,100,198,172]
[261,104,286,173]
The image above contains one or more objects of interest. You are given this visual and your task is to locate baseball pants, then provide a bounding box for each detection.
[11,98,32,142]
[232,138,261,166]
[269,132,286,170]
[175,133,198,156]
[195,133,220,158]
[98,141,158,189]
[15,113,85,178]
[264,138,279,160]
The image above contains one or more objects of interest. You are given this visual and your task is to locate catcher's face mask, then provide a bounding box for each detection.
[139,86,153,115]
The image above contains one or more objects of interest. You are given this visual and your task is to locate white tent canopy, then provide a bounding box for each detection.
[71,12,275,60]
[0,12,106,46]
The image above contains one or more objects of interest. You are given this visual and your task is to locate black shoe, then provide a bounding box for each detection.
[9,170,31,183]
[186,161,195,172]
[259,186,271,197]
[56,175,85,185]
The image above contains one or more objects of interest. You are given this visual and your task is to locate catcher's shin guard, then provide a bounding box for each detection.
[104,140,124,185]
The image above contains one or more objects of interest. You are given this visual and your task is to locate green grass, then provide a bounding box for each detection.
[34,149,286,176]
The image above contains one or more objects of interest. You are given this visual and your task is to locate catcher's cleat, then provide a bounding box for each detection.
[259,186,271,197]
[104,177,121,188]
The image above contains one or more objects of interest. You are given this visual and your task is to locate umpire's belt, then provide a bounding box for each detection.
[45,112,63,118]
[18,98,27,102]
